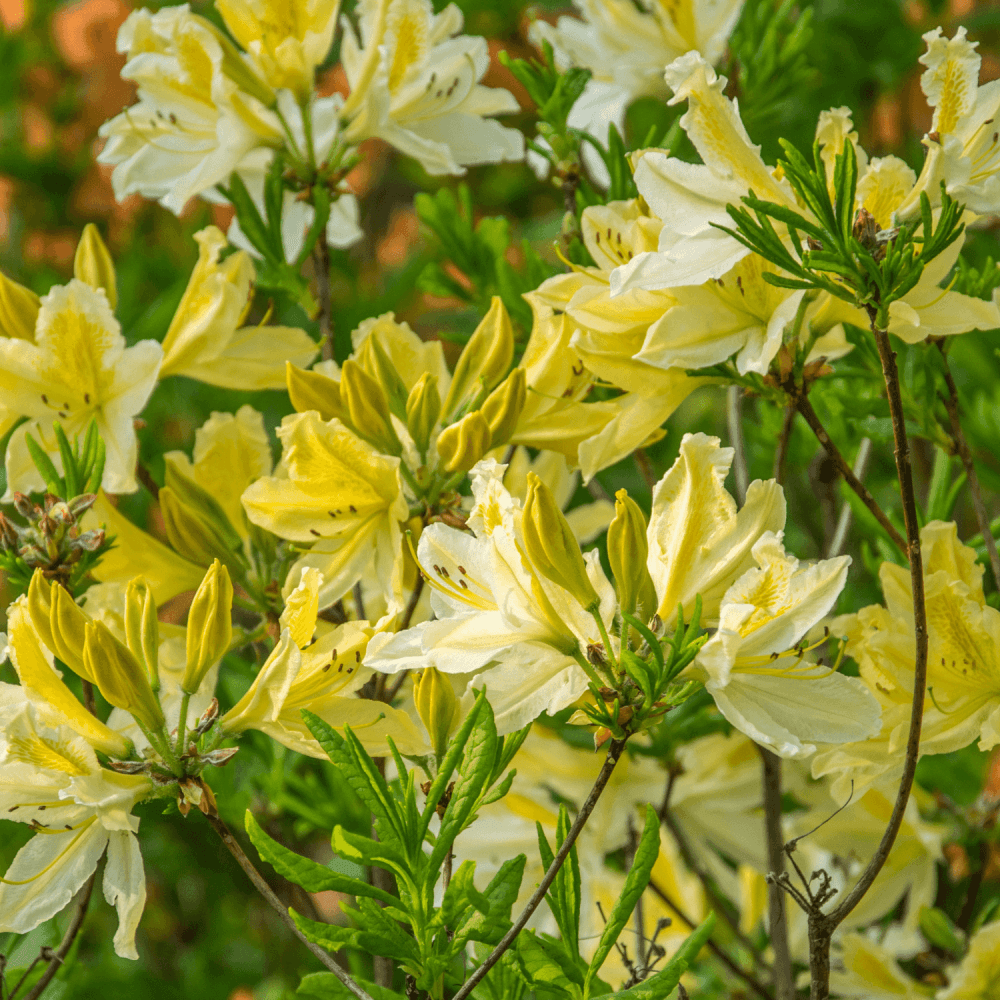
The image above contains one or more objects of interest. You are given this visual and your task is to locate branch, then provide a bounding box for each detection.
[827,438,872,558]
[937,343,1000,589]
[795,393,906,554]
[206,813,376,1000]
[312,233,335,363]
[451,738,628,1000]
[726,386,749,504]
[20,876,95,1000]
[773,404,795,484]
[758,748,794,1000]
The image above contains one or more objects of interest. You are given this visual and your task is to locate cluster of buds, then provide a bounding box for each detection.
[0,492,104,585]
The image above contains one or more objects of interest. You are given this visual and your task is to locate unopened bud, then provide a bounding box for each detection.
[73,224,118,309]
[125,577,160,692]
[436,411,491,474]
[357,334,408,421]
[191,12,276,107]
[49,582,95,681]
[83,620,165,732]
[12,493,35,519]
[72,528,105,553]
[852,207,878,250]
[27,570,56,653]
[0,512,19,549]
[341,359,402,455]
[442,296,514,419]
[160,487,236,568]
[523,472,600,610]
[0,271,40,340]
[286,362,345,422]
[480,367,526,448]
[182,560,233,694]
[413,666,458,758]
[195,697,220,735]
[405,372,441,455]
[607,489,658,618]
[68,493,98,519]
[163,454,242,552]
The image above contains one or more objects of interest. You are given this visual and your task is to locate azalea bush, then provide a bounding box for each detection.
[2,0,1000,998]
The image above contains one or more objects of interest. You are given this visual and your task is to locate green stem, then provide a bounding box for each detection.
[590,606,618,672]
[176,692,192,755]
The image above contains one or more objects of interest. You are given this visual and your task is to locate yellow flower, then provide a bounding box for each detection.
[939,921,1000,999]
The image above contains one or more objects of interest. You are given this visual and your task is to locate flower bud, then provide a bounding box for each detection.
[436,411,491,474]
[160,486,237,568]
[183,560,233,694]
[480,367,526,447]
[607,489,658,618]
[405,373,441,455]
[357,334,408,421]
[190,13,276,107]
[0,271,40,340]
[83,620,165,732]
[27,570,56,652]
[163,454,243,552]
[523,472,600,610]
[341,359,402,455]
[73,224,118,309]
[442,296,514,420]
[286,362,345,422]
[413,667,458,758]
[125,577,160,692]
[49,582,95,681]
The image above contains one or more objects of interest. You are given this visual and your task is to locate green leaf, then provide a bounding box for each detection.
[245,811,396,904]
[295,184,332,269]
[440,858,489,931]
[264,151,285,249]
[351,896,422,962]
[517,931,582,997]
[53,422,78,498]
[550,805,582,962]
[85,434,106,494]
[459,853,527,945]
[290,910,361,951]
[298,973,403,1000]
[331,825,409,878]
[918,905,964,955]
[24,431,63,495]
[226,172,282,264]
[584,805,660,995]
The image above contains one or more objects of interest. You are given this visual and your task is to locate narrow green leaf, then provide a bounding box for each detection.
[52,422,78,498]
[24,432,63,495]
[227,172,282,263]
[297,972,403,1000]
[85,435,106,494]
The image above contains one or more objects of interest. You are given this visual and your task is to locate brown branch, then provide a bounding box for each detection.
[646,879,773,1000]
[634,450,657,494]
[451,738,628,1000]
[827,438,873,558]
[726,386,749,505]
[312,234,335,363]
[399,577,424,632]
[205,813,376,1000]
[937,343,1000,589]
[20,876,95,1000]
[773,405,795,484]
[758,748,794,1000]
[795,393,907,555]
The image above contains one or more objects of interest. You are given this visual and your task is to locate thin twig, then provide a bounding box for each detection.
[353,582,367,624]
[957,842,988,931]
[634,450,657,494]
[758,747,794,1000]
[938,344,1000,589]
[773,404,795,484]
[827,438,872,558]
[384,670,410,705]
[726,386,748,505]
[206,813,376,1000]
[796,393,907,555]
[625,819,645,969]
[21,876,95,1000]
[312,235,335,363]
[451,739,628,1000]
[645,880,773,1000]
[399,577,424,632]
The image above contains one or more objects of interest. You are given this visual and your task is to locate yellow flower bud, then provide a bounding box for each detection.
[0,271,40,340]
[125,577,160,691]
[286,362,345,422]
[607,489,658,619]
[163,454,243,552]
[405,373,441,455]
[73,224,118,309]
[480,367,527,448]
[190,13,276,107]
[49,583,95,682]
[413,667,458,758]
[182,560,234,694]
[341,359,402,455]
[83,620,165,732]
[437,411,491,474]
[523,472,600,610]
[442,296,514,419]
[357,334,408,420]
[160,486,237,568]
[26,570,55,654]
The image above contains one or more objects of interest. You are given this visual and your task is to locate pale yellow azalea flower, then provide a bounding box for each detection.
[828,933,927,999]
[160,227,318,390]
[242,410,408,608]
[97,5,283,214]
[0,279,161,496]
[938,921,1000,999]
[340,0,523,175]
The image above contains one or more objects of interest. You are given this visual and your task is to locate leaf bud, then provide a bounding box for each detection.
[163,454,243,552]
[436,411,491,474]
[918,906,964,956]
[341,359,402,455]
[607,489,658,618]
[480,367,527,448]
[0,271,40,340]
[405,373,441,455]
[160,486,237,568]
[73,224,118,309]
[182,560,234,694]
[413,667,458,758]
[286,362,345,422]
[83,620,165,732]
[125,577,160,692]
[442,296,514,419]
[522,472,600,611]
